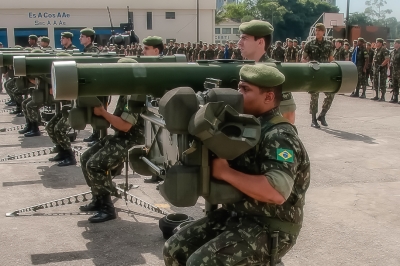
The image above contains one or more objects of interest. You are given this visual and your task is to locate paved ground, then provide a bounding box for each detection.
[0,86,399,266]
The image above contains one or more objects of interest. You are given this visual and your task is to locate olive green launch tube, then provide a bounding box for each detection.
[52,60,357,100]
[13,54,187,77]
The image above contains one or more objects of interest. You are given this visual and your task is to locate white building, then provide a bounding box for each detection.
[0,0,215,50]
[215,20,241,44]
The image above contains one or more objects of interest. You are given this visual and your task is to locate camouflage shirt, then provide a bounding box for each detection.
[333,47,347,61]
[198,50,206,60]
[177,47,186,55]
[205,49,215,60]
[373,47,390,68]
[355,46,369,66]
[112,95,145,137]
[233,48,243,60]
[224,107,310,225]
[84,43,99,53]
[390,49,400,71]
[284,47,298,62]
[272,46,285,62]
[303,37,334,63]
[64,44,77,50]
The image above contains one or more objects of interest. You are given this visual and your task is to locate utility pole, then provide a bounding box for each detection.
[345,0,350,40]
[197,0,199,42]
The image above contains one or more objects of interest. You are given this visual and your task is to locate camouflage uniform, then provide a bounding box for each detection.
[80,96,144,197]
[198,49,206,60]
[333,47,346,61]
[45,112,71,150]
[390,48,400,102]
[84,43,99,53]
[353,46,369,97]
[272,46,285,62]
[205,48,215,60]
[193,47,201,61]
[227,47,234,59]
[22,97,41,123]
[284,47,297,62]
[303,38,334,115]
[372,47,390,99]
[233,48,243,60]
[366,48,374,84]
[164,107,310,266]
[177,46,186,55]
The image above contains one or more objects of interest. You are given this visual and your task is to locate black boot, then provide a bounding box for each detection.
[350,89,359,97]
[317,110,328,127]
[49,148,67,162]
[5,100,16,106]
[24,122,41,137]
[79,195,101,212]
[50,145,62,154]
[311,113,320,128]
[18,120,32,134]
[370,90,379,100]
[9,105,22,115]
[111,163,124,176]
[378,92,385,102]
[88,195,117,223]
[83,130,100,143]
[57,149,77,167]
[144,175,163,183]
[359,88,366,99]
[389,94,398,103]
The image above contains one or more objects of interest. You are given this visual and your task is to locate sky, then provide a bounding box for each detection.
[336,0,400,21]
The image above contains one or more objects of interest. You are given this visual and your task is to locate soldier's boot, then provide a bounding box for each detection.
[48,148,67,162]
[9,105,22,115]
[88,194,117,223]
[317,110,328,127]
[24,122,41,137]
[370,90,379,100]
[311,113,320,129]
[349,88,359,97]
[378,92,385,102]
[79,195,101,212]
[389,94,398,103]
[83,130,100,143]
[18,120,32,134]
[359,88,366,99]
[111,163,124,176]
[57,149,77,167]
[87,140,99,147]
[50,145,62,154]
[144,175,163,183]
[5,100,16,106]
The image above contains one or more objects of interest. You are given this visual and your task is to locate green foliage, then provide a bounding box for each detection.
[347,12,374,26]
[364,0,393,22]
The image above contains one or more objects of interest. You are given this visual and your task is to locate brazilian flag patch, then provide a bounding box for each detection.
[277,148,294,163]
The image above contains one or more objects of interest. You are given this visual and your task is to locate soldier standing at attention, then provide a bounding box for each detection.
[60,32,76,50]
[163,64,310,266]
[177,42,186,55]
[284,39,297,62]
[371,38,390,101]
[171,42,178,55]
[389,39,400,103]
[333,39,347,61]
[28,35,39,48]
[205,44,214,60]
[272,41,285,62]
[198,44,207,60]
[350,38,369,98]
[366,42,374,86]
[40,37,52,49]
[302,23,334,128]
[298,41,306,62]
[80,28,99,53]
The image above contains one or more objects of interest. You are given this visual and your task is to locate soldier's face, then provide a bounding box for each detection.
[40,41,49,48]
[335,42,341,49]
[394,43,400,50]
[60,37,69,46]
[238,81,274,116]
[143,45,159,56]
[315,28,324,39]
[288,42,293,47]
[238,34,262,60]
[376,42,382,49]
[79,35,90,46]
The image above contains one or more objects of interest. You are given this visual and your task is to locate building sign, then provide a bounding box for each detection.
[28,12,71,26]
[215,35,231,40]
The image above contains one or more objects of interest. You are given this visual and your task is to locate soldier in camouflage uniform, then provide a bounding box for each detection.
[60,32,77,50]
[164,64,310,266]
[333,39,347,61]
[28,35,39,48]
[226,41,235,59]
[272,41,285,62]
[79,57,145,223]
[171,42,178,55]
[343,42,351,61]
[177,42,186,55]
[350,38,369,98]
[187,43,195,61]
[284,39,297,62]
[205,44,215,60]
[198,44,207,60]
[302,23,334,128]
[39,37,52,49]
[366,42,374,86]
[297,41,306,62]
[389,39,400,103]
[371,38,390,101]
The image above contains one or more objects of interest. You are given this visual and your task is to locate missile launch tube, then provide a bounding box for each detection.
[52,60,357,101]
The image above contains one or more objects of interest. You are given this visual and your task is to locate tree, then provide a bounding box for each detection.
[385,17,398,38]
[347,12,374,26]
[364,0,393,25]
[222,2,252,23]
[215,10,225,25]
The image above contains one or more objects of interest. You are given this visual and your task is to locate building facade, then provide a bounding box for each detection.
[0,0,215,49]
[215,20,241,44]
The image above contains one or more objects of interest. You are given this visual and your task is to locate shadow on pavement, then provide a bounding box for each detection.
[37,164,87,189]
[29,219,165,265]
[320,128,377,144]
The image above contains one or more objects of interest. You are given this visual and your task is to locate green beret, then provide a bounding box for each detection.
[61,32,73,38]
[29,35,38,40]
[239,20,274,37]
[143,36,163,46]
[31,49,44,53]
[344,42,350,46]
[301,41,306,44]
[56,52,72,57]
[288,39,293,43]
[293,39,298,43]
[376,38,384,43]
[395,39,400,44]
[357,37,365,43]
[276,41,282,45]
[366,42,371,45]
[180,42,184,45]
[117,58,138,63]
[315,23,326,31]
[41,37,50,43]
[344,39,348,42]
[80,28,95,36]
[240,64,285,88]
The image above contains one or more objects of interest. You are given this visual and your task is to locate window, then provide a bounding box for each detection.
[222,28,231,34]
[215,28,221,34]
[166,12,175,19]
[147,12,152,30]
[233,28,239,34]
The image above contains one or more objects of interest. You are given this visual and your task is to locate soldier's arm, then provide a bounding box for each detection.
[382,51,390,66]
[363,52,369,71]
[301,44,309,62]
[94,106,133,132]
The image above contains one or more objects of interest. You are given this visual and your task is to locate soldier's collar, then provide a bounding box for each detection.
[257,107,281,121]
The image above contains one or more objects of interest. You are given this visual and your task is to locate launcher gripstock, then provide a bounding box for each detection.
[18,54,187,130]
[51,60,357,208]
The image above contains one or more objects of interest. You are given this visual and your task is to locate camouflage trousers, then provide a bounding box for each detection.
[309,92,335,114]
[22,97,42,123]
[356,65,366,90]
[4,79,15,100]
[45,112,71,150]
[392,69,400,95]
[163,208,296,266]
[80,133,138,196]
[5,78,24,104]
[366,67,373,83]
[373,66,388,93]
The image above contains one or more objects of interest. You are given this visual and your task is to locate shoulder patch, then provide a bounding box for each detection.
[277,148,294,163]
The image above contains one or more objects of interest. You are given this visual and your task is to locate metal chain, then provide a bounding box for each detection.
[0,98,11,103]
[0,147,53,162]
[0,108,15,114]
[0,124,26,132]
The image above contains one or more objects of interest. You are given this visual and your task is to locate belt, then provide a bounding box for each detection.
[229,211,302,236]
